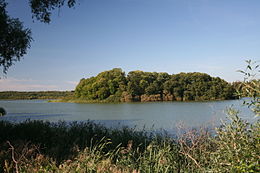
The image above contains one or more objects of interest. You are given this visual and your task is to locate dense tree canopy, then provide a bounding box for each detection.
[75,68,127,101]
[75,68,237,102]
[0,0,77,73]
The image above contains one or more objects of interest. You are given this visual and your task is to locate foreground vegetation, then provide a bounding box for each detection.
[75,69,237,102]
[0,111,259,173]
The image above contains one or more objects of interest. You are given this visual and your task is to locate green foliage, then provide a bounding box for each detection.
[126,71,170,97]
[163,72,235,101]
[0,0,77,73]
[30,0,77,23]
[0,91,74,100]
[75,69,237,102]
[209,108,260,172]
[0,0,32,73]
[237,60,260,116]
[75,68,127,102]
[0,107,6,116]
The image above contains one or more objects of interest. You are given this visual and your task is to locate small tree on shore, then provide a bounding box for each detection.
[0,107,6,116]
[237,60,260,117]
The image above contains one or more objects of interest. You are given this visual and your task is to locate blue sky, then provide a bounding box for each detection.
[1,0,259,91]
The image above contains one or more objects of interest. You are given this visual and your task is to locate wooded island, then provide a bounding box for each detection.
[0,68,239,102]
[74,68,237,102]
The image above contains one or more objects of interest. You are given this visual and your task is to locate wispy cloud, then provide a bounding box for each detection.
[65,81,78,85]
[0,78,59,91]
[0,77,34,83]
[0,78,77,91]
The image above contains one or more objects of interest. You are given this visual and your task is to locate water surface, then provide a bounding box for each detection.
[0,99,254,130]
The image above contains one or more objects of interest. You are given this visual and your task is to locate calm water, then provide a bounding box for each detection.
[0,99,255,131]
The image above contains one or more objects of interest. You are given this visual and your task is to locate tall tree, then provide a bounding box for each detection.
[0,0,77,73]
[0,0,32,73]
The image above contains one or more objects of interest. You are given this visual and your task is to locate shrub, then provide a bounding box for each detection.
[0,107,6,116]
[209,108,260,172]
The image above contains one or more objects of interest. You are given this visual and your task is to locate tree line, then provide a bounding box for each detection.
[75,68,237,102]
[0,91,74,100]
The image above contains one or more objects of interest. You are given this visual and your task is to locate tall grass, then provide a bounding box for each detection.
[0,110,259,172]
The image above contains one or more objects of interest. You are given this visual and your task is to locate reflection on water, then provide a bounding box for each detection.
[0,99,254,130]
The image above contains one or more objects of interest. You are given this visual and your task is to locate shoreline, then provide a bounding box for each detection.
[49,97,238,104]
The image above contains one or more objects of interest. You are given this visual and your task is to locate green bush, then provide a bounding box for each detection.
[207,60,260,172]
[208,108,260,172]
[0,107,6,116]
[237,60,260,117]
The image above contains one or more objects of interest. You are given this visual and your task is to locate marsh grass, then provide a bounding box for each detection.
[0,111,259,173]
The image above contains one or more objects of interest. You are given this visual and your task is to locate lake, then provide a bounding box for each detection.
[0,99,255,131]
